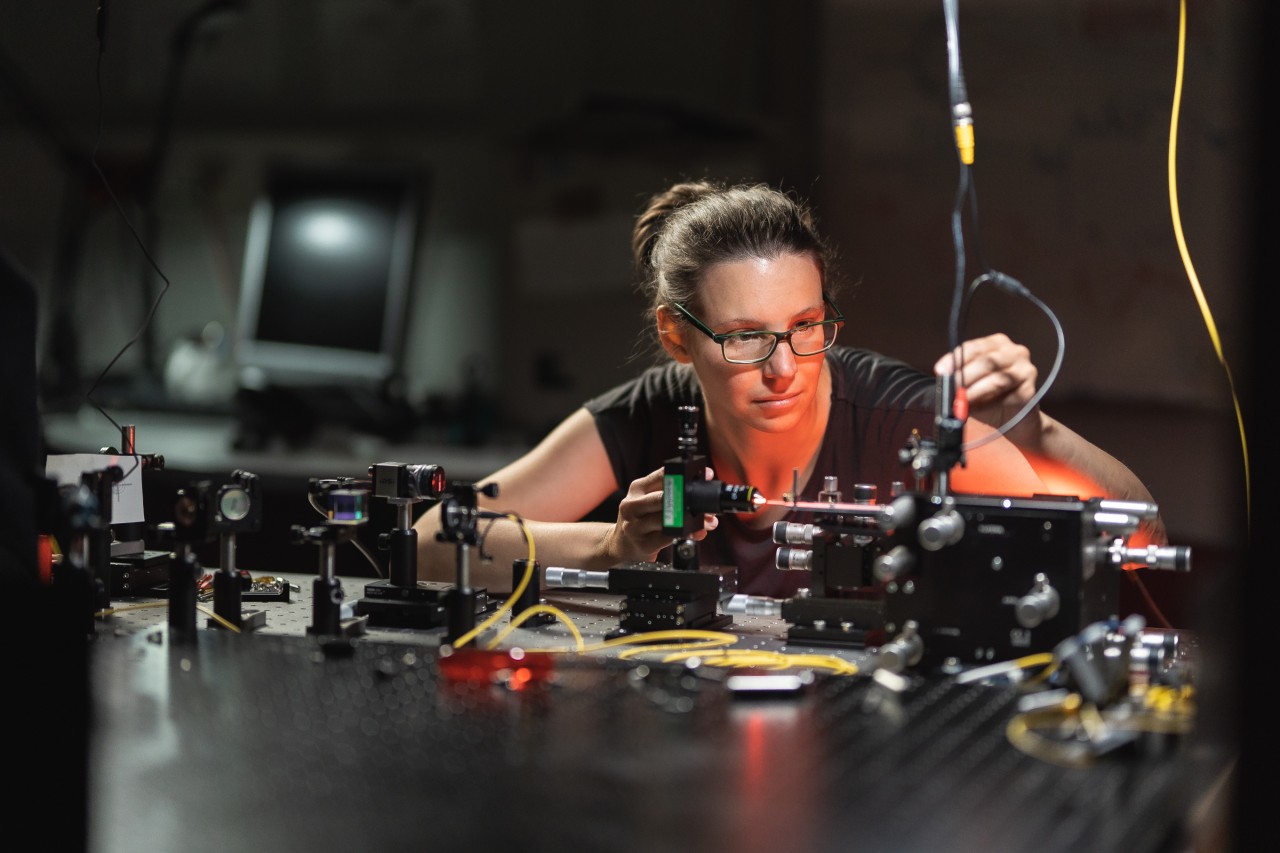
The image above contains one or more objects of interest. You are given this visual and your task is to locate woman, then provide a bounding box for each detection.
[414,181,1163,596]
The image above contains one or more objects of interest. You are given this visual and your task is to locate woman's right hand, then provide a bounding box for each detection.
[601,467,719,564]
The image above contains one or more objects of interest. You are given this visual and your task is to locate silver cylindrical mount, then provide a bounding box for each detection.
[773,521,820,546]
[724,593,782,617]
[775,547,813,572]
[543,567,610,589]
[1123,544,1192,572]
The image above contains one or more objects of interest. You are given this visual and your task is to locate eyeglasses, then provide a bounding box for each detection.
[670,296,844,364]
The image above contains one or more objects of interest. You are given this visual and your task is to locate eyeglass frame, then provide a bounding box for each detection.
[669,296,845,364]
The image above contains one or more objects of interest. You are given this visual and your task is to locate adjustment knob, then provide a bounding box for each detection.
[918,509,964,551]
[852,483,878,503]
[1015,573,1060,628]
[877,620,923,672]
[873,545,916,582]
[775,547,813,571]
[773,521,819,546]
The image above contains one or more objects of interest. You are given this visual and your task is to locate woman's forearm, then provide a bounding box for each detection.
[1017,412,1168,543]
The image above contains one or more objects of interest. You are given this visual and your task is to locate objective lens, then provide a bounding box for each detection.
[407,464,447,499]
[684,480,765,515]
[719,483,764,513]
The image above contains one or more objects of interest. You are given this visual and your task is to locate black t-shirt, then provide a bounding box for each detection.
[583,346,939,596]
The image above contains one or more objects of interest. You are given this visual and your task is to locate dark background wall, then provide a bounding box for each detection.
[1,1,1258,612]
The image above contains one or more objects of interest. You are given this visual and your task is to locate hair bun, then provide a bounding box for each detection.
[631,180,722,271]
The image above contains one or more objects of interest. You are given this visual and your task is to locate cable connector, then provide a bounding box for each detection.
[952,101,974,165]
[989,271,1030,297]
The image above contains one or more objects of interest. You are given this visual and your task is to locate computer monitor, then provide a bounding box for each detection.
[234,167,421,391]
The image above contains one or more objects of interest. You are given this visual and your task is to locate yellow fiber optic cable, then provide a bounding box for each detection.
[93,601,168,618]
[200,607,242,633]
[1168,0,1250,524]
[659,648,859,677]
[484,603,586,652]
[449,513,537,650]
[584,629,739,653]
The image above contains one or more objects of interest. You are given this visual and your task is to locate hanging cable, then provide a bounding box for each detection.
[961,274,1066,451]
[941,0,1064,447]
[1167,0,1250,528]
[86,23,172,439]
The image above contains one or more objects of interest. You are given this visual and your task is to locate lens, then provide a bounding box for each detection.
[407,464,446,499]
[218,486,251,521]
[722,333,774,363]
[791,321,838,356]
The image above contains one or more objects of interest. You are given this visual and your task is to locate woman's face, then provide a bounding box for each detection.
[669,251,831,435]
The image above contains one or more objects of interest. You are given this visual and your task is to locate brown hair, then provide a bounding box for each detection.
[632,181,835,325]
